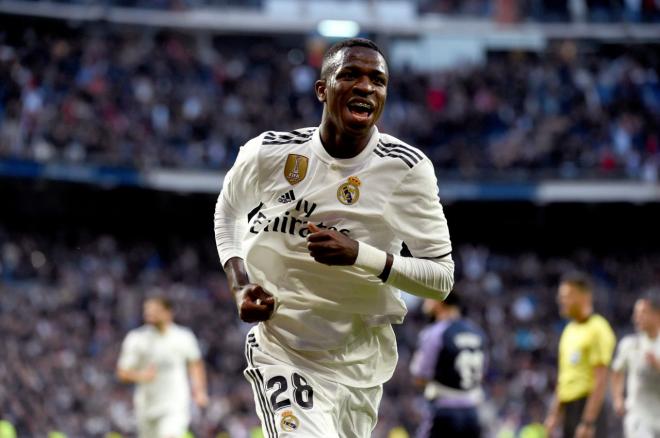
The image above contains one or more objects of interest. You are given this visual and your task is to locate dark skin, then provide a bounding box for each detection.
[224,46,394,322]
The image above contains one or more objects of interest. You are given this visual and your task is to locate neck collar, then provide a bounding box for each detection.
[310,126,380,167]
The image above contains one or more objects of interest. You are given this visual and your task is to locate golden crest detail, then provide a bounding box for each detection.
[337,176,361,205]
[280,410,300,432]
[284,154,309,185]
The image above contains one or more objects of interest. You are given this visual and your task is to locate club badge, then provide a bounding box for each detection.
[337,176,361,205]
[284,154,309,185]
[280,410,300,432]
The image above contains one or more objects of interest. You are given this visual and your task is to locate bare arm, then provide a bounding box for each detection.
[116,365,156,384]
[188,359,209,408]
[574,366,609,438]
[610,370,626,417]
[223,257,274,323]
[544,394,564,434]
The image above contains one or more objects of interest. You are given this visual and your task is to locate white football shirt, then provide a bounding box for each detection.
[612,332,660,431]
[218,126,452,387]
[118,324,202,419]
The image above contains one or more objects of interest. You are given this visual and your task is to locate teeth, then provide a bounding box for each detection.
[350,102,372,110]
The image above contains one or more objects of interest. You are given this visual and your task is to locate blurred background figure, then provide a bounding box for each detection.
[611,292,660,438]
[544,273,615,438]
[410,292,487,438]
[117,297,208,438]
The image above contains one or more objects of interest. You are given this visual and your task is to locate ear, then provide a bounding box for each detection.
[314,79,327,103]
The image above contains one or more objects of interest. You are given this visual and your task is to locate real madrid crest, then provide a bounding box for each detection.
[337,176,361,205]
[284,154,309,185]
[280,410,300,432]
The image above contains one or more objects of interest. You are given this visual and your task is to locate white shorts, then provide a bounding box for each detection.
[136,413,189,438]
[243,328,383,438]
[624,412,660,438]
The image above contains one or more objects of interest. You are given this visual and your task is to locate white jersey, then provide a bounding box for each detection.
[219,126,452,387]
[118,324,202,419]
[612,332,660,431]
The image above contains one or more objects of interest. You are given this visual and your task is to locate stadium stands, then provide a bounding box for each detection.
[0,25,658,180]
[1,228,657,436]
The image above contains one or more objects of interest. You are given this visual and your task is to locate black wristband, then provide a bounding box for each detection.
[378,253,393,282]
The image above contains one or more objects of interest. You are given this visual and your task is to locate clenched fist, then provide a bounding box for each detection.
[306,223,359,265]
[237,284,275,323]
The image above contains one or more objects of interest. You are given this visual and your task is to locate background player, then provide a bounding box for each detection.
[215,38,454,437]
[611,293,660,438]
[116,297,209,438]
[544,272,616,438]
[410,292,487,438]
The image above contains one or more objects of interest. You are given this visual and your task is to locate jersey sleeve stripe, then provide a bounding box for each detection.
[378,142,423,163]
[373,147,414,168]
[376,143,421,166]
[264,131,314,142]
[380,140,424,160]
[379,141,424,161]
[263,138,313,145]
[264,133,313,141]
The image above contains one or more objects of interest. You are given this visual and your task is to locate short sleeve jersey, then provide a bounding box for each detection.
[219,127,452,387]
[118,324,202,418]
[612,332,660,430]
[557,314,616,402]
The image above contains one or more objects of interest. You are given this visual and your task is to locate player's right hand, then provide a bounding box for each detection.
[543,414,558,434]
[613,397,625,417]
[237,284,275,323]
[141,365,157,383]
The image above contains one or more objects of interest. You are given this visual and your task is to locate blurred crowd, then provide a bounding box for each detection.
[0,27,658,180]
[419,0,660,22]
[7,0,660,22]
[1,229,658,437]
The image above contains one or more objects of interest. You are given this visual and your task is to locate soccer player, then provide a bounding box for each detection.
[410,293,487,438]
[544,272,616,438]
[611,293,660,438]
[116,297,209,438]
[214,38,454,437]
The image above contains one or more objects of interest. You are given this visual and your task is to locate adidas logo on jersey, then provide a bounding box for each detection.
[277,190,296,204]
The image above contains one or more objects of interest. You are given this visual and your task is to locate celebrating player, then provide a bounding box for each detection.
[544,272,616,438]
[214,38,454,437]
[611,293,660,438]
[410,293,487,438]
[116,297,209,438]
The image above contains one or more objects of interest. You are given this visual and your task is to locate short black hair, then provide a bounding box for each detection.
[146,296,174,311]
[442,291,462,309]
[560,271,593,294]
[644,287,660,311]
[320,38,385,80]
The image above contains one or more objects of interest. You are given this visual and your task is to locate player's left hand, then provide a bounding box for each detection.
[193,390,209,408]
[574,423,595,438]
[306,223,358,265]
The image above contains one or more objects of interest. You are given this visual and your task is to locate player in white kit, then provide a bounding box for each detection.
[214,38,454,437]
[117,297,209,438]
[611,293,660,438]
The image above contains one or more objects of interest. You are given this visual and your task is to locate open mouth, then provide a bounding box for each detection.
[346,101,373,122]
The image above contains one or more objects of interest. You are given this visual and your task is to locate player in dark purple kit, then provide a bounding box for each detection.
[410,292,487,438]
